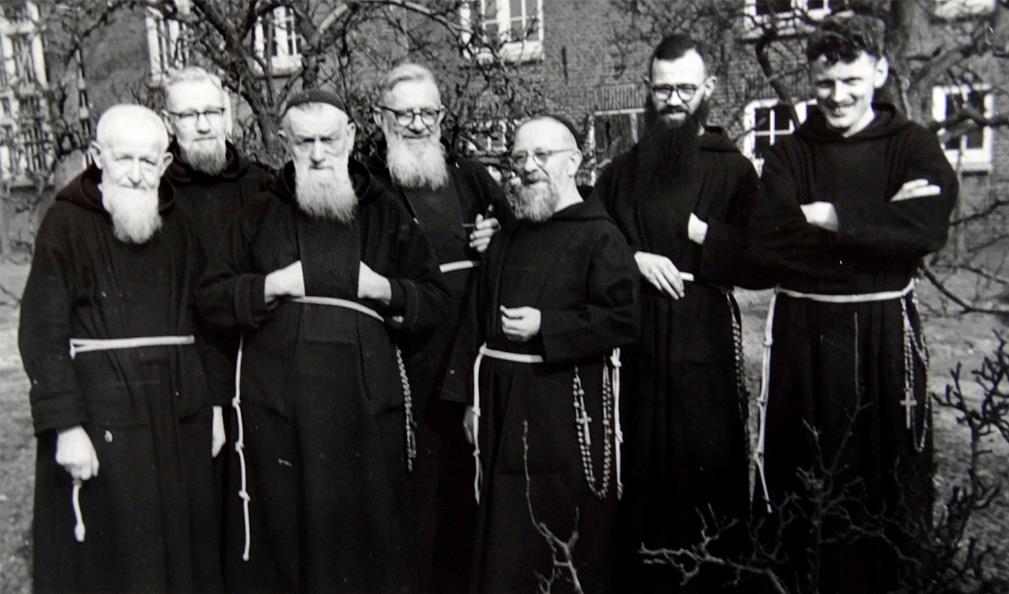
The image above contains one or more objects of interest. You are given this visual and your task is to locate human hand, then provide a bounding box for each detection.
[469,214,500,253]
[799,202,839,232]
[634,251,684,299]
[55,426,99,481]
[264,260,305,302]
[891,178,941,202]
[687,213,708,245]
[500,306,541,342]
[212,406,225,458]
[357,261,392,305]
[463,406,477,445]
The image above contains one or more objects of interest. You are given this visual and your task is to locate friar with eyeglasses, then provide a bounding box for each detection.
[462,115,638,594]
[196,89,449,594]
[366,62,507,594]
[159,65,274,552]
[20,105,223,593]
[591,34,766,594]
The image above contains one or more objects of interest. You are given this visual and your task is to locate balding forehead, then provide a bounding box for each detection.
[283,102,349,131]
[516,118,577,150]
[96,105,169,150]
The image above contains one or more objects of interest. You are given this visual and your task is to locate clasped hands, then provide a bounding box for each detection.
[264,260,391,305]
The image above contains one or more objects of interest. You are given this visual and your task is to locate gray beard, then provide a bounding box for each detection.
[385,135,448,190]
[295,162,358,223]
[102,183,162,244]
[508,183,559,222]
[179,138,227,175]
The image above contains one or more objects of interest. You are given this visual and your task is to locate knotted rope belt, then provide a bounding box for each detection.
[470,344,623,503]
[231,296,415,562]
[753,279,926,512]
[439,259,480,274]
[65,334,197,543]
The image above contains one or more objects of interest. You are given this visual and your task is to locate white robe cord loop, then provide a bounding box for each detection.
[753,280,916,513]
[68,335,195,359]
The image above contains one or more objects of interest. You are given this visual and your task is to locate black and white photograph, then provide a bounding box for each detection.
[1,1,1007,593]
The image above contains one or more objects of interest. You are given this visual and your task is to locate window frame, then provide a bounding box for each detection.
[931,84,994,173]
[742,0,834,34]
[588,107,646,174]
[741,98,809,171]
[460,0,544,63]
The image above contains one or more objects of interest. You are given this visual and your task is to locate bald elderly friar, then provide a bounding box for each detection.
[89,104,173,243]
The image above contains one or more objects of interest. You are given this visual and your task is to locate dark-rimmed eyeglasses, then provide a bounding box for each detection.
[167,107,226,125]
[646,82,700,103]
[374,105,444,128]
[508,149,578,169]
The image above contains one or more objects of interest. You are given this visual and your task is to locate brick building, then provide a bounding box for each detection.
[1,0,1005,255]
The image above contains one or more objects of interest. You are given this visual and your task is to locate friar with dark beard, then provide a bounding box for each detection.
[592,34,768,594]
[367,62,507,594]
[197,89,450,594]
[463,115,638,594]
[20,104,224,593]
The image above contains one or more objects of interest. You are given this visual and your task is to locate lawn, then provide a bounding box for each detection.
[1,263,1006,592]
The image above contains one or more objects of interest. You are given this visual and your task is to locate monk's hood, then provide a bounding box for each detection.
[57,163,175,214]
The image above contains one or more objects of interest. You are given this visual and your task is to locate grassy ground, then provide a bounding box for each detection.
[1,263,1006,592]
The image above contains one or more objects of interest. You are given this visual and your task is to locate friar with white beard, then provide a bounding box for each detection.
[367,62,506,594]
[592,34,767,594]
[19,105,223,593]
[197,89,450,594]
[464,115,638,594]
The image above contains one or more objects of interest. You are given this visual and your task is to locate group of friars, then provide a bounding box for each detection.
[20,13,957,594]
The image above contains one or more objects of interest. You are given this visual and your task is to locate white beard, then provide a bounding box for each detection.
[385,135,448,190]
[179,137,227,175]
[508,182,558,222]
[295,158,358,223]
[102,183,163,244]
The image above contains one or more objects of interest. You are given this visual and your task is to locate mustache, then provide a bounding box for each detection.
[659,106,689,116]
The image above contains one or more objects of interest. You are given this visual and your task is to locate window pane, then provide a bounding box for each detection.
[772,104,793,131]
[754,135,772,160]
[806,0,828,9]
[756,0,792,15]
[482,0,499,37]
[754,107,772,132]
[594,113,637,166]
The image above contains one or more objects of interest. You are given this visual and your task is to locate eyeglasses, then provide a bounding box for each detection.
[646,82,700,103]
[374,105,444,128]
[508,149,578,169]
[167,107,226,125]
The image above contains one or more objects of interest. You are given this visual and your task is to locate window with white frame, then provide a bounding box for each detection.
[252,6,301,74]
[743,0,835,30]
[0,2,52,182]
[742,99,808,170]
[590,108,645,171]
[460,0,544,63]
[145,10,187,82]
[469,119,510,156]
[932,85,993,172]
[934,0,995,19]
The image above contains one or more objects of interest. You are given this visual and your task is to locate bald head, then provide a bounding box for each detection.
[509,115,583,221]
[95,104,170,152]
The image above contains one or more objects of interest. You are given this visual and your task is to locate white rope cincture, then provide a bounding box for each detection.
[439,260,480,274]
[71,479,85,543]
[470,345,545,503]
[232,336,252,562]
[609,348,623,500]
[753,280,916,513]
[68,335,195,359]
[292,296,415,469]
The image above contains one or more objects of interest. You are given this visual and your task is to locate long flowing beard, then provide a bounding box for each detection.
[179,137,227,175]
[639,98,706,180]
[507,182,559,222]
[295,159,358,223]
[385,135,449,189]
[102,184,163,244]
